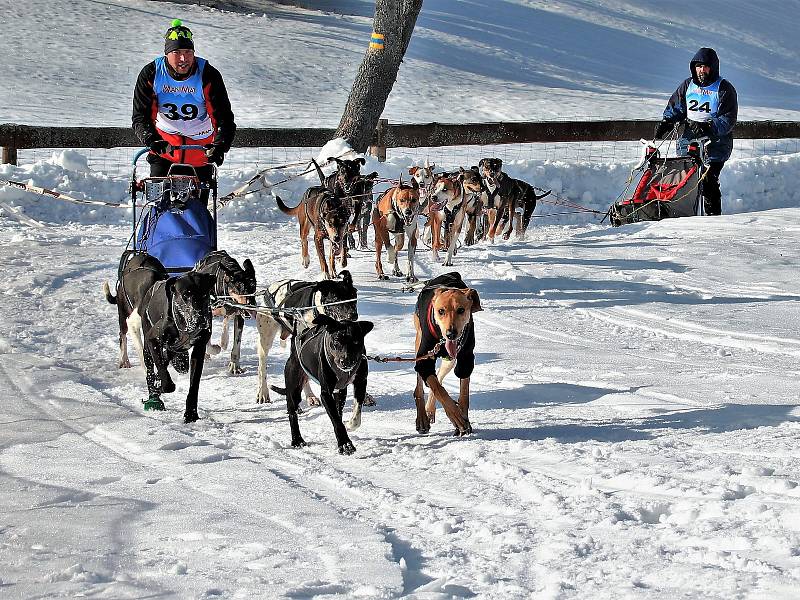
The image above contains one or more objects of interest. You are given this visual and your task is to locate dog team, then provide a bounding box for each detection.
[103,156,543,454]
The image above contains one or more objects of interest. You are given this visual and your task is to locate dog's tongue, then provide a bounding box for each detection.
[445,339,458,358]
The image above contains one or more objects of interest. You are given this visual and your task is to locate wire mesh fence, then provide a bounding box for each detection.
[14,138,800,178]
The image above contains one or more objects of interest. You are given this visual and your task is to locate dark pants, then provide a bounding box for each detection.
[701,162,725,216]
[147,154,215,205]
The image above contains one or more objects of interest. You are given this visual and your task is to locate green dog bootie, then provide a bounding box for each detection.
[143,395,166,411]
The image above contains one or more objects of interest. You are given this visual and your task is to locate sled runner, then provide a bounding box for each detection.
[608,138,710,227]
[130,146,218,273]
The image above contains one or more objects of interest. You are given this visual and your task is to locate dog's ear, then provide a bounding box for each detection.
[356,157,366,166]
[312,313,337,328]
[243,259,255,279]
[463,288,483,313]
[408,166,419,175]
[339,270,353,288]
[495,159,503,170]
[367,171,378,180]
[410,177,419,190]
[470,165,479,172]
[358,320,374,337]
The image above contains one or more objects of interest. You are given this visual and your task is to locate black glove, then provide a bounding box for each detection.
[653,119,673,140]
[204,144,225,166]
[149,138,172,155]
[687,120,713,138]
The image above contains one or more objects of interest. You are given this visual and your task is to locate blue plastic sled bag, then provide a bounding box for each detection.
[137,197,216,272]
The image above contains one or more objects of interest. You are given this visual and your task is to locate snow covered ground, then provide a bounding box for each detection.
[2,1,800,599]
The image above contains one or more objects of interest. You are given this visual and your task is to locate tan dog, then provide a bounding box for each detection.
[412,272,482,436]
[373,178,421,282]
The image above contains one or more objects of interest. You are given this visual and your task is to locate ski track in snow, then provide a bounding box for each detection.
[1,213,800,598]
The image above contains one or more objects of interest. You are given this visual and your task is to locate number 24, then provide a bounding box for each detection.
[688,100,711,113]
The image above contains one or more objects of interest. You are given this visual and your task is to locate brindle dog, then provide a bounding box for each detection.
[277,161,352,280]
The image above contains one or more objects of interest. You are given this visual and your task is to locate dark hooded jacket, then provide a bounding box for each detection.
[662,48,738,162]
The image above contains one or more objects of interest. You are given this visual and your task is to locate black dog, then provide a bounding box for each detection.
[275,314,373,455]
[138,268,216,422]
[193,250,257,374]
[478,158,550,241]
[255,270,359,405]
[105,252,216,421]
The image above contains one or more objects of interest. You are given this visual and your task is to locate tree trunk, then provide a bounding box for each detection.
[335,0,423,153]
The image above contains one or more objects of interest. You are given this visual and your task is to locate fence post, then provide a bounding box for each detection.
[368,118,388,162]
[2,146,17,165]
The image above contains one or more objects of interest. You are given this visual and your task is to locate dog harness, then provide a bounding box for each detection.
[294,325,363,390]
[414,273,476,384]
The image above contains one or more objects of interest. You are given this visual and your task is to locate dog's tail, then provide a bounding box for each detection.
[102,281,117,305]
[269,384,287,396]
[311,158,326,185]
[276,196,302,216]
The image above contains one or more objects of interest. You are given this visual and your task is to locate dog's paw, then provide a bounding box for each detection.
[363,393,376,407]
[119,359,132,369]
[142,395,166,411]
[453,419,473,437]
[206,344,222,357]
[227,362,245,375]
[426,410,436,424]
[183,409,200,423]
[162,379,176,394]
[307,396,321,407]
[406,275,418,284]
[338,441,356,455]
[416,416,431,434]
[291,436,307,448]
[377,274,389,281]
[255,393,271,404]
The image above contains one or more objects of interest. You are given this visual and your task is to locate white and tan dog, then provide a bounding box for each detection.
[427,169,482,266]
[373,178,422,282]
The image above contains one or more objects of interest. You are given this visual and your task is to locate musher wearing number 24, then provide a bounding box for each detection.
[132,19,236,184]
[653,47,737,216]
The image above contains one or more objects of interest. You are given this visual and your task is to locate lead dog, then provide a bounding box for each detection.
[273,314,373,455]
[478,158,550,241]
[413,272,482,436]
[373,177,421,282]
[255,270,359,405]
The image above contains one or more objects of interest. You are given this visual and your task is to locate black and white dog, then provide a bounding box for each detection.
[275,314,373,455]
[255,270,359,405]
[104,253,216,422]
[478,158,550,241]
[193,250,257,374]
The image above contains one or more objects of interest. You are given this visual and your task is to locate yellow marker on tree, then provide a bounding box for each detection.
[369,32,385,50]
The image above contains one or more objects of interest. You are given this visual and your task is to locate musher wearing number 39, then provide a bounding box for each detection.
[132,19,236,184]
[653,47,737,216]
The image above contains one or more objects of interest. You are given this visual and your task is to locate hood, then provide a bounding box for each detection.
[690,47,720,86]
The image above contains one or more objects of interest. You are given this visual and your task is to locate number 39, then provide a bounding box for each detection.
[162,103,199,121]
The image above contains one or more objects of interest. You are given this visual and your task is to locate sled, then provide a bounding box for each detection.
[129,146,218,273]
[608,138,710,227]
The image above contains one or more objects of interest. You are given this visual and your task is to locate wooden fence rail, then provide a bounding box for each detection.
[2,120,799,164]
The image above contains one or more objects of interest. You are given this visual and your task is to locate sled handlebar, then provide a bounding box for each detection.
[132,145,207,166]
